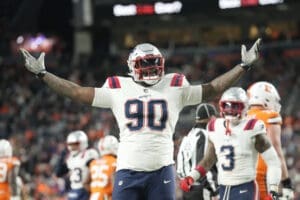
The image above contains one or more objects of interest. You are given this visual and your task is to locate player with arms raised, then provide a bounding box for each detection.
[247,82,294,200]
[21,39,261,200]
[180,87,282,200]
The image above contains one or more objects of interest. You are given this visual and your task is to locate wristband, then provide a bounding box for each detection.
[195,165,207,177]
[36,70,47,79]
[240,63,251,71]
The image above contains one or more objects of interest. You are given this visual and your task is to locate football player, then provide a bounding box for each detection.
[179,87,281,200]
[89,135,118,200]
[177,103,219,200]
[20,38,261,200]
[55,130,99,200]
[0,139,20,200]
[247,82,294,200]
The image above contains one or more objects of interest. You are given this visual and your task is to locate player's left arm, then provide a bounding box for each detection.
[255,133,281,198]
[268,123,294,199]
[202,38,261,101]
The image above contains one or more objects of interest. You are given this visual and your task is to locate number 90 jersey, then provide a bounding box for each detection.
[92,74,203,171]
[207,117,266,186]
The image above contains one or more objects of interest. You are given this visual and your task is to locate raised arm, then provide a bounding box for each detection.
[20,49,95,105]
[202,38,261,101]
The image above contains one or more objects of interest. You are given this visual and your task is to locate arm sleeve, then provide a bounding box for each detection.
[92,87,113,108]
[261,146,282,187]
[181,79,203,106]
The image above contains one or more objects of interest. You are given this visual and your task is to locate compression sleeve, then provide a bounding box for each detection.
[261,146,281,189]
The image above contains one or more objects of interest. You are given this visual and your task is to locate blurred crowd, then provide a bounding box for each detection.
[0,40,300,199]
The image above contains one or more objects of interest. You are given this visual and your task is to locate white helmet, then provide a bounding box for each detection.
[0,139,12,157]
[66,130,88,152]
[219,87,249,122]
[127,43,165,85]
[97,135,119,156]
[247,81,281,112]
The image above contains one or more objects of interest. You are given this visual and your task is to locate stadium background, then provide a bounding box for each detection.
[0,0,300,199]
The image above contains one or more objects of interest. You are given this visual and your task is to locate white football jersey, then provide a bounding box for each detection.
[92,73,203,171]
[66,148,99,189]
[207,117,266,186]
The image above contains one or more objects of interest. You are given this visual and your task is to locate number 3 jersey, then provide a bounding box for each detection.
[66,149,99,189]
[207,117,267,186]
[92,74,203,171]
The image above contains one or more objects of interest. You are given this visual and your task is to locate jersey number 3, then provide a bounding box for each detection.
[220,145,235,171]
[125,99,168,131]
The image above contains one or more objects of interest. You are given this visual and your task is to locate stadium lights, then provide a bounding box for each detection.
[113,1,183,17]
[219,0,284,9]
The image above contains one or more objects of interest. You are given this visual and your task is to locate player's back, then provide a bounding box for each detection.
[207,117,266,186]
[0,157,20,200]
[89,155,117,200]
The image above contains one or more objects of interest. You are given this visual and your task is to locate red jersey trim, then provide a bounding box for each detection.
[108,76,121,88]
[244,119,258,130]
[170,74,184,87]
[208,118,216,132]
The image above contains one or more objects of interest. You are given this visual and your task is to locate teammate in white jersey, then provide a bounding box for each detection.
[20,39,261,200]
[56,130,99,200]
[179,87,282,200]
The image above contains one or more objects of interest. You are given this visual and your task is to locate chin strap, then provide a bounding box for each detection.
[225,120,232,135]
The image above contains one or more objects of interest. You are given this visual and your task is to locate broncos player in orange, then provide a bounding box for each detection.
[247,81,294,200]
[0,139,20,200]
[89,135,119,200]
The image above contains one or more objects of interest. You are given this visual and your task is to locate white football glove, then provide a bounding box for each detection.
[241,38,261,70]
[279,188,294,200]
[20,48,46,75]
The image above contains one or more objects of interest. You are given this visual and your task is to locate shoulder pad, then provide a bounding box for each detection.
[170,73,185,87]
[107,76,121,89]
[266,111,282,124]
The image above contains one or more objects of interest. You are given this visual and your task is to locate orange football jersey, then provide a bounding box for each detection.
[0,157,20,200]
[247,108,282,200]
[89,155,117,200]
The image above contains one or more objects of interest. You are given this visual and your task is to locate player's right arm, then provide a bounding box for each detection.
[255,134,281,199]
[20,49,95,105]
[179,139,217,192]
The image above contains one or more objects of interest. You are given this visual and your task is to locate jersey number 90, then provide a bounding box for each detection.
[125,99,168,131]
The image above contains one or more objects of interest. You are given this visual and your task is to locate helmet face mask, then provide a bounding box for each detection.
[219,87,248,123]
[66,130,88,154]
[128,43,165,85]
[247,81,281,112]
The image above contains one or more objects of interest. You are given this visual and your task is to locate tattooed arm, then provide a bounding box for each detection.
[202,65,245,101]
[42,72,94,105]
[202,38,261,101]
[197,140,217,170]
